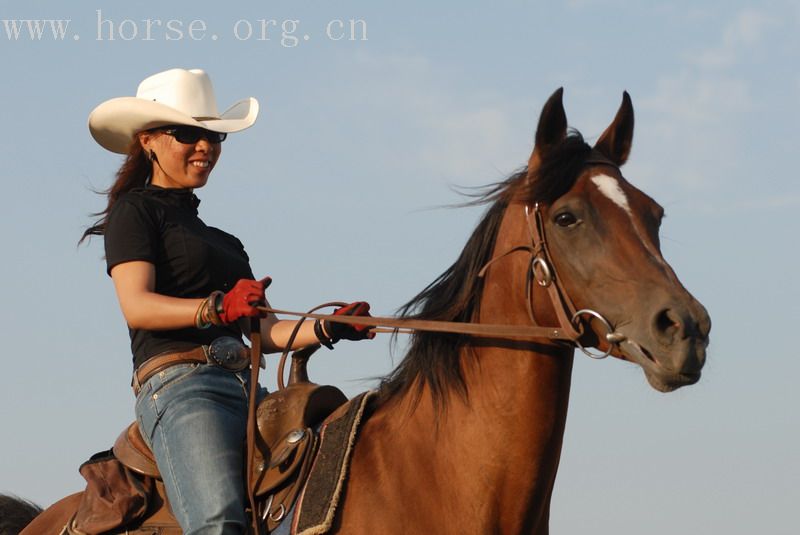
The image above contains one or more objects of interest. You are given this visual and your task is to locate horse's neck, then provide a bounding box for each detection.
[455,202,575,529]
[341,204,574,534]
[350,340,574,533]
[453,343,573,532]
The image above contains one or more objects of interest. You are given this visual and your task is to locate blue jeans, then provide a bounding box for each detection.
[135,362,251,535]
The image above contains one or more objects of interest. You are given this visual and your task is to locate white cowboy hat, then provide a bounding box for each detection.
[88,68,259,154]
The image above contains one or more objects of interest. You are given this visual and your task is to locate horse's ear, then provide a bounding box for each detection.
[594,91,634,166]
[529,87,568,169]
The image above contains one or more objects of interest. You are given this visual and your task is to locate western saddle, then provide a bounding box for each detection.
[71,344,348,534]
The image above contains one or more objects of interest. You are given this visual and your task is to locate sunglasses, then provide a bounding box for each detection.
[159,125,227,144]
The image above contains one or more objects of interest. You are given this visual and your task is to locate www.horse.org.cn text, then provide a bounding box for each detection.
[1,10,368,46]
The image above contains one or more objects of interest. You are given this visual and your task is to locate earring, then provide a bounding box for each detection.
[148,150,157,162]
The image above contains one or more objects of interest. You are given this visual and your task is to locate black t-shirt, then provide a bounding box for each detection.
[104,185,255,369]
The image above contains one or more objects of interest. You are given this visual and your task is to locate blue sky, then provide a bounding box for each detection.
[0,2,797,533]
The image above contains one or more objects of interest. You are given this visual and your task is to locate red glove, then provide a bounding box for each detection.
[323,301,376,343]
[218,277,271,324]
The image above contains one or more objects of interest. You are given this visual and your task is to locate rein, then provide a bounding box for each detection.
[255,202,626,360]
[256,306,578,342]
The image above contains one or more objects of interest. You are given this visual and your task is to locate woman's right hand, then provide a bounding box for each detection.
[218,277,272,324]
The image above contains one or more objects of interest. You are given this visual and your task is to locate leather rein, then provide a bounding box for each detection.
[256,201,627,360]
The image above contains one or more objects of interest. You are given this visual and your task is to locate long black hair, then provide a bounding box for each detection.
[79,140,152,244]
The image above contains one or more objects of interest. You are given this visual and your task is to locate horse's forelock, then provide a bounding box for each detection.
[523,131,593,205]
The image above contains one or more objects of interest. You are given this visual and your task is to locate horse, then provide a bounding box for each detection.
[18,88,710,534]
[332,87,710,534]
[0,494,42,535]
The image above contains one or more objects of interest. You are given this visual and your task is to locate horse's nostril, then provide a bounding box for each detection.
[654,308,681,341]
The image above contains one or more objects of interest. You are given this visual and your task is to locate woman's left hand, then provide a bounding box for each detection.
[322,301,376,344]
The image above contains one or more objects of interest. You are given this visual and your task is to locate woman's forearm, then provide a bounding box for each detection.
[258,317,321,353]
[122,292,205,330]
[111,260,203,330]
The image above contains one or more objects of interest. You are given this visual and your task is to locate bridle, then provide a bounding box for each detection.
[508,201,626,360]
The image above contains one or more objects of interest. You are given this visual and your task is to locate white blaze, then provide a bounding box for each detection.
[590,172,671,270]
[591,174,631,214]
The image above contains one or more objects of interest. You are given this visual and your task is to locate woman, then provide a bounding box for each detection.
[83,68,373,535]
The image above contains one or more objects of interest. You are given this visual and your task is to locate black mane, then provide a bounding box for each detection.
[378,132,592,410]
[0,494,42,534]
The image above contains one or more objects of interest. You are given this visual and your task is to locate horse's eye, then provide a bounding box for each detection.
[554,212,578,227]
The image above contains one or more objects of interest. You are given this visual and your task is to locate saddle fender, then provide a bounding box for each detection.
[253,382,347,496]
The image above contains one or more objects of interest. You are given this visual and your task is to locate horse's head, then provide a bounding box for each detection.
[526,88,711,392]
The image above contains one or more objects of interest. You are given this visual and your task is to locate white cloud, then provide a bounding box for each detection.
[418,106,524,182]
[331,51,530,185]
[641,72,752,128]
[691,8,777,69]
[635,71,752,194]
[631,7,781,195]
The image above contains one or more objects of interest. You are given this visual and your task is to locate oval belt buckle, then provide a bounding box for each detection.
[208,336,250,371]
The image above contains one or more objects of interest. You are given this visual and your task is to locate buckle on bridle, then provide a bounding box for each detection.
[531,256,553,287]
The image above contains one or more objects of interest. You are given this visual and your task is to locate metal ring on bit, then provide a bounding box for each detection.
[571,309,626,359]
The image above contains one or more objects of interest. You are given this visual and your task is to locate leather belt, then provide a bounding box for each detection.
[132,347,208,395]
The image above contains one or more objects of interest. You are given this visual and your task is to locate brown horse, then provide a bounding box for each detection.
[332,88,710,534]
[19,88,710,534]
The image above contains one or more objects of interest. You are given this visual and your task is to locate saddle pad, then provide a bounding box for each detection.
[291,390,375,535]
